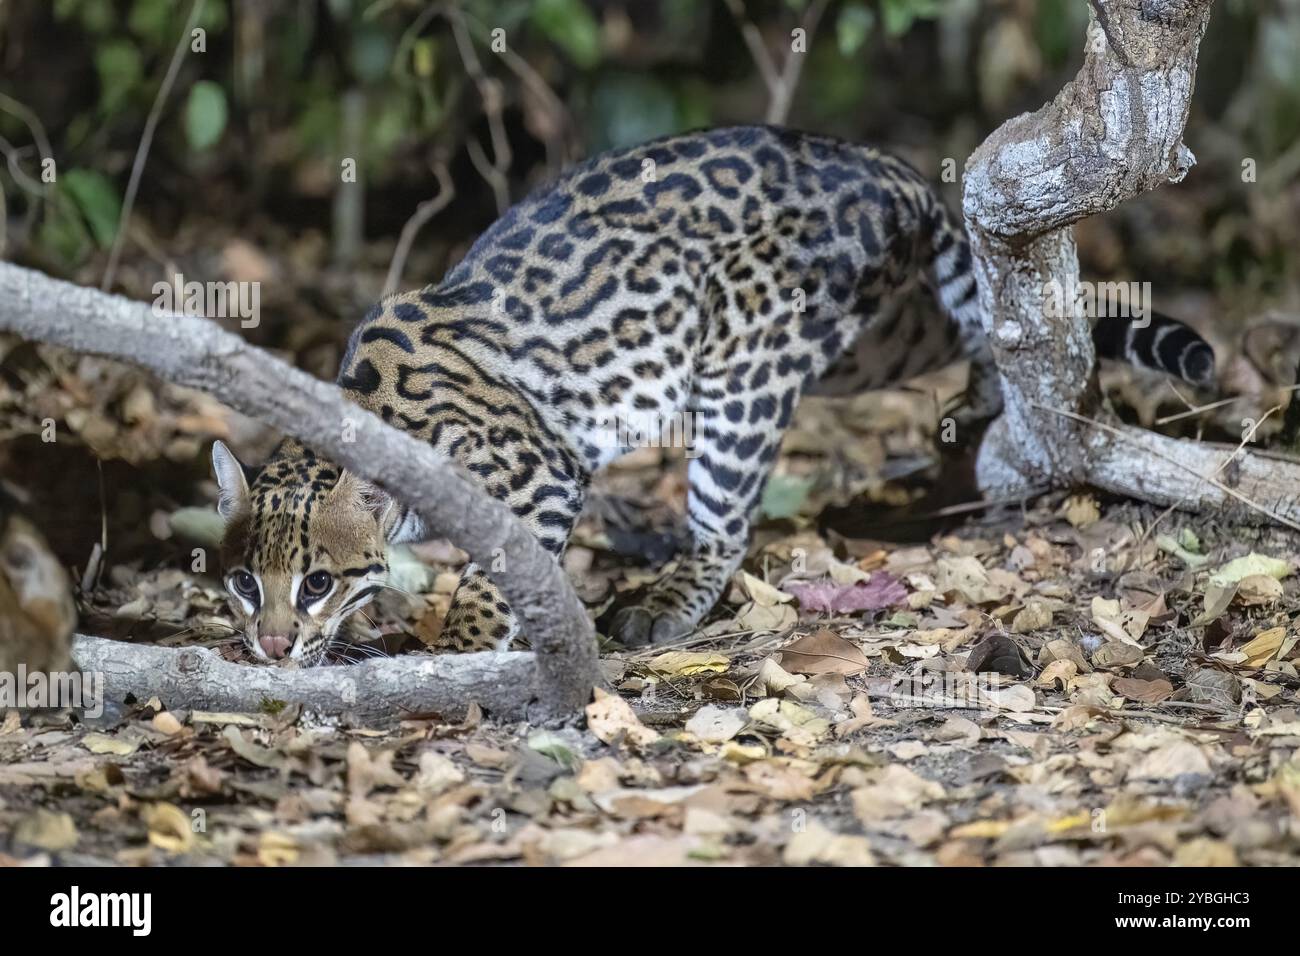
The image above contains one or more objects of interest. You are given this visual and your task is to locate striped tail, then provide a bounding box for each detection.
[1092,313,1215,387]
[916,187,1216,414]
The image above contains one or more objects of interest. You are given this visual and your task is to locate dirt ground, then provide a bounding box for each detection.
[3,352,1300,868]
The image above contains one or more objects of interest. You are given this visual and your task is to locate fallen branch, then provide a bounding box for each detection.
[0,262,599,718]
[961,0,1300,525]
[71,634,538,720]
[1043,407,1300,531]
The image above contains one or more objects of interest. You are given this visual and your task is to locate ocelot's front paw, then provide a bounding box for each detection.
[597,592,694,648]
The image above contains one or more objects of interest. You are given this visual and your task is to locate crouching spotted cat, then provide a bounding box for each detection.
[212,126,1214,664]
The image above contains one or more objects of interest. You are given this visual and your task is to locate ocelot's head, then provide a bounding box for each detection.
[211,440,397,665]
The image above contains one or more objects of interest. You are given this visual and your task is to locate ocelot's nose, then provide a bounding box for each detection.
[258,634,292,659]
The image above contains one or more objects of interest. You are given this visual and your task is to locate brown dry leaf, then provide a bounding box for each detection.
[1275,761,1300,818]
[748,698,830,743]
[835,694,893,736]
[82,732,139,756]
[590,783,706,820]
[934,556,1004,605]
[152,711,184,736]
[1052,704,1107,731]
[1174,838,1238,867]
[346,741,406,796]
[684,705,748,743]
[1184,668,1241,706]
[751,657,806,696]
[851,765,945,822]
[977,683,1037,713]
[585,688,659,747]
[739,570,795,607]
[742,758,820,800]
[1236,575,1283,606]
[736,599,798,631]
[934,715,980,746]
[1041,638,1091,671]
[13,809,78,851]
[1090,596,1147,647]
[966,633,1030,677]
[1129,741,1211,780]
[1092,642,1144,669]
[778,628,869,676]
[182,755,225,796]
[1112,676,1174,704]
[1037,659,1077,689]
[226,726,286,770]
[783,820,875,866]
[464,743,513,768]
[562,834,709,867]
[1011,599,1053,633]
[257,831,301,867]
[414,751,466,795]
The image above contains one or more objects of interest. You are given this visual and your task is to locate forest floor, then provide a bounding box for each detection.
[3,235,1300,866]
[4,353,1300,867]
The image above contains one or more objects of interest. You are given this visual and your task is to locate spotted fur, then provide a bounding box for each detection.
[214,125,1214,661]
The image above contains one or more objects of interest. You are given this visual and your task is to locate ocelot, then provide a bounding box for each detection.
[211,125,1214,664]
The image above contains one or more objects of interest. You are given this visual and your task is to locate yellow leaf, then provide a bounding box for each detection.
[1063,494,1100,529]
[948,819,1010,839]
[1210,553,1292,587]
[647,651,729,677]
[1241,627,1286,667]
[82,733,139,756]
[143,802,194,854]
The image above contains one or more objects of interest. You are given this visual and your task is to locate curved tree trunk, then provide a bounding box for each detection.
[959,0,1300,526]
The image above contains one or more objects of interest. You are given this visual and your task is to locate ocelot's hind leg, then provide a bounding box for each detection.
[600,384,785,647]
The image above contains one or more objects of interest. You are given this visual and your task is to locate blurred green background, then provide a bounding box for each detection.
[0,0,1297,344]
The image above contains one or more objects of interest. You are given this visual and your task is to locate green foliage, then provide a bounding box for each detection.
[836,3,874,58]
[94,40,143,114]
[184,81,228,151]
[531,0,602,69]
[11,0,1300,300]
[61,169,120,248]
[879,0,943,38]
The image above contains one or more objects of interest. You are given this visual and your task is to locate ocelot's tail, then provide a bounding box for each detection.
[1092,313,1215,388]
[919,193,1216,393]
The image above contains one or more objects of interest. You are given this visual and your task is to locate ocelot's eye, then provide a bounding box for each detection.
[301,571,333,601]
[229,570,259,601]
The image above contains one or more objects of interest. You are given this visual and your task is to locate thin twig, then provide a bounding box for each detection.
[447,3,511,215]
[383,154,454,296]
[101,0,206,291]
[723,0,829,125]
[462,8,575,174]
[1152,395,1239,426]
[0,90,54,175]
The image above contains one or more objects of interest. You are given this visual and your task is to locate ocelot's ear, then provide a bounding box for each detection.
[211,440,251,519]
[336,471,402,538]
